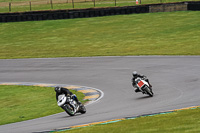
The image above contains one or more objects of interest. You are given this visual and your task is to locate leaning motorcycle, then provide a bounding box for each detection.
[135,77,154,97]
[57,94,86,116]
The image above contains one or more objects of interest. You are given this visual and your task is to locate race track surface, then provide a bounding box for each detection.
[0,56,199,133]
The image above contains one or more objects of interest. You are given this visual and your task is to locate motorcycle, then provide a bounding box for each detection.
[135,77,154,97]
[57,94,86,116]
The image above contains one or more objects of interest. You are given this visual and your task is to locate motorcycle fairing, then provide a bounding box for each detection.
[137,80,145,88]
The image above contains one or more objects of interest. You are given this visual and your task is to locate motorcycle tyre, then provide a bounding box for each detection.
[64,104,76,116]
[148,89,154,97]
[144,86,154,97]
[79,105,86,114]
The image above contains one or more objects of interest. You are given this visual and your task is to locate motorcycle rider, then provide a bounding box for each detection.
[132,71,152,93]
[55,86,82,106]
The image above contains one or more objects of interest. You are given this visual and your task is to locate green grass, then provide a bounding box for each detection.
[0,85,86,125]
[0,11,200,59]
[58,108,200,133]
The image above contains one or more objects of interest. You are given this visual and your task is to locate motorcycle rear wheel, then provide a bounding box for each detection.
[78,104,86,114]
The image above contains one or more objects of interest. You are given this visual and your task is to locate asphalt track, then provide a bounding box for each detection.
[0,56,200,133]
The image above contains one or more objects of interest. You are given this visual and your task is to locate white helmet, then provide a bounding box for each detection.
[132,71,138,76]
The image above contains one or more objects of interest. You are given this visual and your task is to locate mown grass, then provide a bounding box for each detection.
[0,11,200,59]
[58,108,200,133]
[0,85,86,125]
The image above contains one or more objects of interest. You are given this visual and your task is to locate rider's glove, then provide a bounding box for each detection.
[142,76,147,80]
[71,94,77,99]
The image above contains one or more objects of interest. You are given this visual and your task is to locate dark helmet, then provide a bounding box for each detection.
[55,86,61,93]
[132,71,138,77]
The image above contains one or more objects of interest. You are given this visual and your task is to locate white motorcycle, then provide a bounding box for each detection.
[135,77,154,97]
[57,94,86,116]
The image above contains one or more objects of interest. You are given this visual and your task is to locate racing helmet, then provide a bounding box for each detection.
[132,71,138,77]
[55,86,61,93]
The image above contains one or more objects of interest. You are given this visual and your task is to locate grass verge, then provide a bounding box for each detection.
[57,107,200,133]
[0,11,200,59]
[0,85,86,125]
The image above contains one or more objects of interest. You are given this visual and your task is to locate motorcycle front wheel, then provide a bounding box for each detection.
[63,104,76,116]
[144,86,154,97]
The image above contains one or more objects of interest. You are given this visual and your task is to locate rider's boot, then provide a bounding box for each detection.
[145,79,152,88]
[148,81,152,88]
[149,85,152,88]
[77,101,83,106]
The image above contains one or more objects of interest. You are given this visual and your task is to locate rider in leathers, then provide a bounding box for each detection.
[55,86,82,106]
[132,71,152,93]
